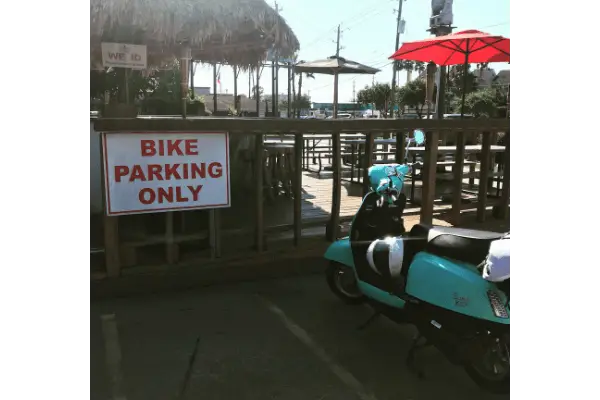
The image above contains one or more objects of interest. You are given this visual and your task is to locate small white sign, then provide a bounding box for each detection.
[102,132,230,215]
[101,42,147,69]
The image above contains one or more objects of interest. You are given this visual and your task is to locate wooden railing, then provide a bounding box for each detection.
[94,117,510,277]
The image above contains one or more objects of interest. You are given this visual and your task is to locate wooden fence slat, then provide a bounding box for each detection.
[293,133,303,245]
[362,132,375,196]
[477,131,493,222]
[99,132,121,277]
[103,215,120,278]
[498,131,510,220]
[420,130,439,224]
[396,130,406,163]
[255,134,264,251]
[328,131,342,242]
[451,130,466,225]
[209,210,217,259]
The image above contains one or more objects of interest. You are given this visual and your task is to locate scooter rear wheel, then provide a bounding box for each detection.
[326,262,366,305]
[464,333,510,394]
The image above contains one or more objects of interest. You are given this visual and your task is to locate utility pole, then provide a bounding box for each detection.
[390,0,404,119]
[336,24,341,57]
[333,24,341,118]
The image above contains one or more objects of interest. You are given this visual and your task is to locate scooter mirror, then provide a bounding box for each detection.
[413,129,425,145]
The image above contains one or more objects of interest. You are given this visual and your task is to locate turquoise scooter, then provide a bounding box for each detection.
[324,140,510,393]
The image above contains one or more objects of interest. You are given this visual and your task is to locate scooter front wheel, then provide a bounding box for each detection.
[464,333,510,394]
[326,262,366,305]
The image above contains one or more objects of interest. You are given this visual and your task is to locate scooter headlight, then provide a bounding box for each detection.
[487,290,509,319]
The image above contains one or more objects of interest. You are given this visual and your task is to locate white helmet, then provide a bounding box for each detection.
[366,237,405,278]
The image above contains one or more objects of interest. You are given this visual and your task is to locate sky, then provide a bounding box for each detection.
[191,0,510,104]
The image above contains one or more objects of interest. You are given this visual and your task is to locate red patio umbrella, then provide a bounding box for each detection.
[389,29,510,116]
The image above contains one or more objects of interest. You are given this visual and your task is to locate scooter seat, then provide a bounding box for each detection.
[411,224,504,266]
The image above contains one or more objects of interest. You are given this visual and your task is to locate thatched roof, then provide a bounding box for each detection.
[90,0,300,68]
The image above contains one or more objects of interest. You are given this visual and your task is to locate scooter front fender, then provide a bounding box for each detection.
[324,237,355,268]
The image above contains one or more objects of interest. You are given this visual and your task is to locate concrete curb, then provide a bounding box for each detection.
[91,242,330,300]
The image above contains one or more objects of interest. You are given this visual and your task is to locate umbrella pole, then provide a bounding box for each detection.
[333,72,339,118]
[460,41,470,118]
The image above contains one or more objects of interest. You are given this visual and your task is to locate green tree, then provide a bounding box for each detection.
[397,60,414,82]
[413,61,426,77]
[356,85,374,107]
[251,85,264,100]
[457,88,498,117]
[296,70,314,117]
[279,94,311,111]
[90,68,157,103]
[396,79,436,117]
[371,83,392,115]
[357,83,391,116]
[447,64,479,98]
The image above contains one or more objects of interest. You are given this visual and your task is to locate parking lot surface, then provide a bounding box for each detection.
[91,274,509,400]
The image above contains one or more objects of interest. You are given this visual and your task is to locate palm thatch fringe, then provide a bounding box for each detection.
[90,0,300,67]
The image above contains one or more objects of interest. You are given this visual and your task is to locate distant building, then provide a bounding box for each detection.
[192,87,211,96]
[493,70,510,86]
[201,93,268,115]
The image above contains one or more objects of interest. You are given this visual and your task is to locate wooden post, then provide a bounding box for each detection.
[256,63,261,115]
[103,216,120,278]
[477,131,492,222]
[233,65,238,112]
[498,131,510,220]
[100,133,120,277]
[209,210,217,259]
[451,129,466,225]
[213,64,218,113]
[420,130,439,224]
[293,133,303,245]
[328,131,342,241]
[165,212,178,264]
[255,134,264,251]
[395,130,406,163]
[362,132,375,196]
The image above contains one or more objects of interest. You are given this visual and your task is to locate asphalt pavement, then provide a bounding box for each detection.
[91,274,509,400]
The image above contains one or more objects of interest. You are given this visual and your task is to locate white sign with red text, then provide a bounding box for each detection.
[101,42,148,69]
[102,132,230,215]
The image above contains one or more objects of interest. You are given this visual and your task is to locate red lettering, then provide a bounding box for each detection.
[208,162,223,178]
[129,165,147,182]
[188,185,202,201]
[175,186,189,202]
[167,140,184,156]
[158,140,165,156]
[147,164,163,181]
[114,166,129,182]
[191,163,205,178]
[165,164,181,180]
[185,139,199,155]
[182,164,189,179]
[139,188,155,205]
[108,52,124,61]
[157,187,174,203]
[141,140,156,157]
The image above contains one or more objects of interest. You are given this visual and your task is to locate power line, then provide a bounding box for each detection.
[299,2,393,53]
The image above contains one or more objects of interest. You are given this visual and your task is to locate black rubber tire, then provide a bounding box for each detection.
[326,262,366,305]
[464,334,510,395]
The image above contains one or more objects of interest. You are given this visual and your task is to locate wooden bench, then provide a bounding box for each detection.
[317,150,396,174]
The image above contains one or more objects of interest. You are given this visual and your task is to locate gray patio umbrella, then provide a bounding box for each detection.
[295,56,380,118]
